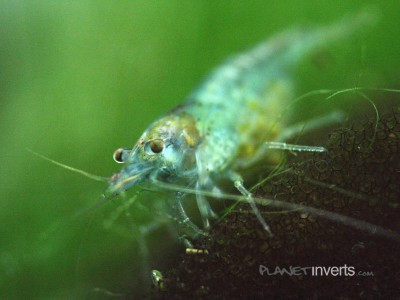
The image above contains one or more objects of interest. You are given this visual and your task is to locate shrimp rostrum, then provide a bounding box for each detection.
[106,12,377,238]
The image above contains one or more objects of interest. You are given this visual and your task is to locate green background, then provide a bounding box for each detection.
[0,1,399,298]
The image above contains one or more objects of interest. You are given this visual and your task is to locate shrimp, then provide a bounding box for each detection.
[106,12,377,238]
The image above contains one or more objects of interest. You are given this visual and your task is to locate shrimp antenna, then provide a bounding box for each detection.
[27,148,108,182]
[149,178,400,242]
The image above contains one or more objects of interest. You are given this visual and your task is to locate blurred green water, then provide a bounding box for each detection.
[0,1,399,299]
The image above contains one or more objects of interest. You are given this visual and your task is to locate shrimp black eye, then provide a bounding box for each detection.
[148,139,164,154]
[113,148,130,163]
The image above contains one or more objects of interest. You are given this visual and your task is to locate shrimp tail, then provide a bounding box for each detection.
[233,8,378,73]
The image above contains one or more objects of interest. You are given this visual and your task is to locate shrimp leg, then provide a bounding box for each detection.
[238,141,326,168]
[172,192,205,237]
[237,111,343,168]
[195,181,218,230]
[228,171,273,237]
[264,141,326,152]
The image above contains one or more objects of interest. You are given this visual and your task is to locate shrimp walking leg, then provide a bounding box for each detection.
[172,192,205,236]
[264,141,326,152]
[228,171,273,237]
[195,181,217,230]
[238,140,326,168]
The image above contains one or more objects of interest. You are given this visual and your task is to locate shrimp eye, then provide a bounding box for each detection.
[148,139,164,154]
[113,148,129,163]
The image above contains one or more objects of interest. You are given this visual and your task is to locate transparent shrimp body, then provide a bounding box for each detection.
[107,13,372,236]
